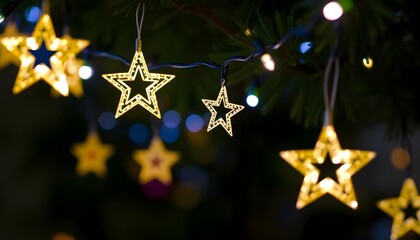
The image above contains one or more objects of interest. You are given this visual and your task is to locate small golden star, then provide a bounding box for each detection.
[133,136,180,185]
[0,14,89,96]
[71,132,114,177]
[202,85,244,137]
[377,178,420,240]
[280,125,376,209]
[102,50,175,118]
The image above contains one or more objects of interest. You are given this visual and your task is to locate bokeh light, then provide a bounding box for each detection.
[25,6,41,23]
[362,56,373,69]
[391,147,411,170]
[322,1,344,21]
[185,114,204,132]
[79,65,93,80]
[246,94,259,107]
[163,109,181,128]
[299,41,313,54]
[160,125,180,143]
[129,123,149,144]
[98,111,117,130]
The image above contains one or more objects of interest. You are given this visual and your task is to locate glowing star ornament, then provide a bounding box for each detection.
[202,85,245,137]
[70,132,114,177]
[279,125,376,209]
[0,14,89,96]
[377,178,420,240]
[0,22,21,68]
[102,50,175,118]
[133,136,180,185]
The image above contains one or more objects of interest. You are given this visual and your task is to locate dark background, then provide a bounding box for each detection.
[1,0,420,239]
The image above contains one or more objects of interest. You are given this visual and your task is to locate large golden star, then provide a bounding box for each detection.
[202,85,245,137]
[279,125,376,209]
[71,132,114,177]
[0,22,21,68]
[0,14,89,96]
[102,50,175,118]
[133,136,180,185]
[377,178,420,240]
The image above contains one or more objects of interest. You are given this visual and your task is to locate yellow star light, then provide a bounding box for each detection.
[133,136,180,185]
[0,14,89,96]
[202,85,245,137]
[0,22,21,68]
[377,178,420,240]
[70,132,114,177]
[279,125,376,209]
[102,50,175,118]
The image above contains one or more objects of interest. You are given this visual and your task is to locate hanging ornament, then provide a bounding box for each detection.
[133,136,180,185]
[202,83,245,137]
[0,21,21,68]
[279,55,376,209]
[102,49,175,118]
[280,124,376,209]
[377,178,420,240]
[0,14,89,96]
[102,5,175,118]
[70,131,114,177]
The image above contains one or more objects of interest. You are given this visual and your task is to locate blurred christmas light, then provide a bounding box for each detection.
[323,1,344,21]
[129,123,149,143]
[79,65,93,80]
[362,56,373,69]
[163,109,181,128]
[377,178,420,240]
[253,39,275,71]
[25,6,41,23]
[185,114,204,132]
[246,94,259,107]
[133,136,180,185]
[160,125,180,143]
[299,41,313,54]
[98,111,117,130]
[391,147,411,170]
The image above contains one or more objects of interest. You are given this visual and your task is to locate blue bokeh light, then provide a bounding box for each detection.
[129,123,149,143]
[185,114,204,132]
[98,111,117,130]
[160,125,180,143]
[299,41,313,54]
[25,6,41,23]
[163,110,181,129]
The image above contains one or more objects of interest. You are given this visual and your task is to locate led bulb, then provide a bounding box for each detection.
[323,1,344,21]
[246,94,259,107]
[79,65,93,80]
[261,53,275,71]
[0,14,5,23]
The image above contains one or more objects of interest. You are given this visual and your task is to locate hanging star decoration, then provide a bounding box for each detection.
[70,131,114,177]
[279,124,376,209]
[202,85,245,137]
[0,22,22,68]
[0,14,89,96]
[377,178,420,240]
[133,136,180,185]
[102,49,175,118]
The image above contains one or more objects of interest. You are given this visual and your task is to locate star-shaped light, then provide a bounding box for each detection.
[102,50,175,118]
[0,14,89,96]
[133,136,180,185]
[202,85,245,137]
[0,22,21,68]
[279,124,376,209]
[377,178,420,240]
[70,132,114,177]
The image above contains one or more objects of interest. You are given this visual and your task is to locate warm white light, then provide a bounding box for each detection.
[350,201,358,209]
[362,56,373,69]
[79,65,93,80]
[323,1,344,21]
[261,53,275,71]
[35,65,49,74]
[320,178,334,190]
[246,94,259,107]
